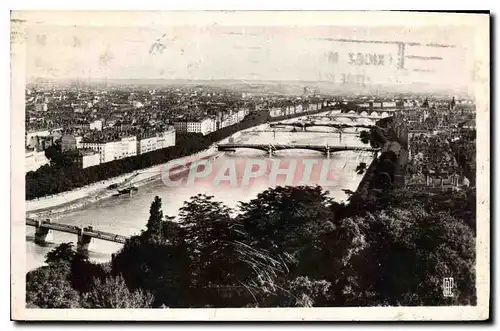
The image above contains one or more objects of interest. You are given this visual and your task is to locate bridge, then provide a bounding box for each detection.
[269,121,375,131]
[308,113,391,121]
[26,218,129,256]
[249,129,361,135]
[339,108,399,116]
[217,143,379,157]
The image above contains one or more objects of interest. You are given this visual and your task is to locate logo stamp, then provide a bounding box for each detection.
[443,277,454,297]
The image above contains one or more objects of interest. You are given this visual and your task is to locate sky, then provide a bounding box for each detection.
[12,11,487,94]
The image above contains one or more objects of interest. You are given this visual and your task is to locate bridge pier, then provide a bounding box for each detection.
[268,146,274,157]
[77,227,93,257]
[34,219,51,246]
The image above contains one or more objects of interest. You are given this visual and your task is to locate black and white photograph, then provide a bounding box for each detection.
[10,10,490,321]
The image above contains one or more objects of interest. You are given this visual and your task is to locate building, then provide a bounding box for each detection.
[155,128,176,150]
[81,141,118,163]
[75,136,83,149]
[132,101,144,109]
[34,102,48,112]
[25,148,49,173]
[136,127,177,155]
[73,122,90,131]
[26,129,50,148]
[137,135,158,155]
[116,136,137,159]
[269,107,283,118]
[70,149,101,169]
[81,135,136,163]
[90,119,103,131]
[61,135,78,152]
[406,173,470,193]
[173,117,216,136]
[462,119,476,130]
[61,134,84,151]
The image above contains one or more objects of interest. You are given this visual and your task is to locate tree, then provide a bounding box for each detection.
[344,204,476,306]
[82,275,154,308]
[359,131,370,144]
[146,196,164,236]
[285,277,331,307]
[26,263,81,308]
[43,243,105,294]
[45,242,77,265]
[236,185,358,306]
[112,233,190,307]
[178,194,244,292]
[237,186,336,264]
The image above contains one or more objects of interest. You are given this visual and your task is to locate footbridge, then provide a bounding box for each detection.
[26,218,129,256]
[217,143,379,157]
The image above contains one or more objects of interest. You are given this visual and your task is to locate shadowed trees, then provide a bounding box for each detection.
[26,184,476,308]
[82,275,154,308]
[341,203,475,306]
[26,263,80,308]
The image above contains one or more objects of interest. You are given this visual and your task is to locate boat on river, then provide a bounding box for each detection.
[114,186,138,197]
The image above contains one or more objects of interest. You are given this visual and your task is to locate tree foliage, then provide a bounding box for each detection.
[343,203,475,306]
[146,196,164,236]
[82,275,154,308]
[26,263,80,308]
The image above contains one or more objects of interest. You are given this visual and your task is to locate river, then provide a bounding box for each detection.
[26,114,376,271]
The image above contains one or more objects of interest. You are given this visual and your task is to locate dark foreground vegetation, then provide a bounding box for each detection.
[26,183,476,308]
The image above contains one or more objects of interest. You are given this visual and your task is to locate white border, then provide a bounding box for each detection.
[9,9,490,322]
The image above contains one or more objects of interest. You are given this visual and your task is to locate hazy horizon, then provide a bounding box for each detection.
[13,11,483,97]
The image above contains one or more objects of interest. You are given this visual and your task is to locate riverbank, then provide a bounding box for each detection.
[25,116,374,272]
[27,152,225,218]
[26,115,323,216]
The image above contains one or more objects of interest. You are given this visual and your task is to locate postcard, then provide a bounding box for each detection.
[10,10,490,321]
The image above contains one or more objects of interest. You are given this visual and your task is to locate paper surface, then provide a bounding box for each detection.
[11,10,489,321]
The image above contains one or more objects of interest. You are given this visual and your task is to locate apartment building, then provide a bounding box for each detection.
[406,173,470,193]
[90,119,104,131]
[34,102,48,112]
[82,136,137,163]
[174,117,216,136]
[70,149,101,169]
[81,141,117,163]
[25,148,50,173]
[155,128,176,150]
[269,107,283,118]
[137,135,158,155]
[116,136,138,159]
[136,128,176,155]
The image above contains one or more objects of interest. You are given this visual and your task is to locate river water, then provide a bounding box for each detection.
[26,115,375,271]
